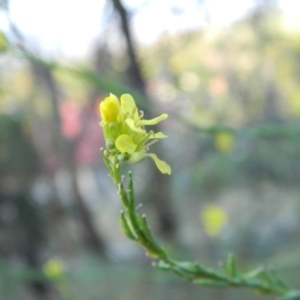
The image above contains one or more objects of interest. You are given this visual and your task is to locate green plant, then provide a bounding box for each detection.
[100,93,300,300]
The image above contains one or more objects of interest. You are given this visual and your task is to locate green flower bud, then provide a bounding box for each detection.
[106,139,115,150]
[118,153,129,162]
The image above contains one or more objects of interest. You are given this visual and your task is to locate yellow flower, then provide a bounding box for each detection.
[43,258,65,279]
[99,93,171,175]
[120,94,168,131]
[99,94,120,124]
[215,132,234,153]
[200,205,227,237]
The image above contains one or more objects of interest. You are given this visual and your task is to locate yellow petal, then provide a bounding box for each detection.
[100,94,120,123]
[151,132,168,139]
[140,114,168,126]
[146,153,171,175]
[115,134,137,154]
[125,118,145,134]
[120,94,137,114]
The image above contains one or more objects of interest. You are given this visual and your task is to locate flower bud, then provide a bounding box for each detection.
[106,139,115,150]
[118,153,129,162]
[100,94,120,124]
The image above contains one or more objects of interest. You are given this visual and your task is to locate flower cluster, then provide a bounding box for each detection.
[99,93,171,175]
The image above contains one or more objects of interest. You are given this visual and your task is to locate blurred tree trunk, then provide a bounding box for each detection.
[0,113,56,299]
[110,0,177,240]
[111,0,146,94]
[30,62,107,255]
[18,193,55,300]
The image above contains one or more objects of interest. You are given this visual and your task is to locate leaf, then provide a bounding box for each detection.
[120,211,137,241]
[194,279,228,288]
[226,254,237,278]
[128,171,135,209]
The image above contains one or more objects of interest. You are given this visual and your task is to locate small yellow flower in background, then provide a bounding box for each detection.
[214,132,234,153]
[200,205,228,237]
[43,258,65,280]
[99,93,171,175]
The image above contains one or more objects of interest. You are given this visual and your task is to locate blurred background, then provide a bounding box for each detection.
[0,0,300,299]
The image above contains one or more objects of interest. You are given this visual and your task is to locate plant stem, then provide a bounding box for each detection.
[111,168,300,300]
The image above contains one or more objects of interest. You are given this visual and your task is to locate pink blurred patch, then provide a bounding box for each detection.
[74,100,104,165]
[60,101,82,139]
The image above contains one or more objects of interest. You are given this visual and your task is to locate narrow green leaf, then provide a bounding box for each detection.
[260,269,275,287]
[141,215,164,253]
[244,267,264,279]
[154,261,171,271]
[177,262,204,275]
[128,171,135,209]
[194,279,228,288]
[270,270,291,290]
[118,182,130,208]
[120,211,138,241]
[226,254,237,278]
